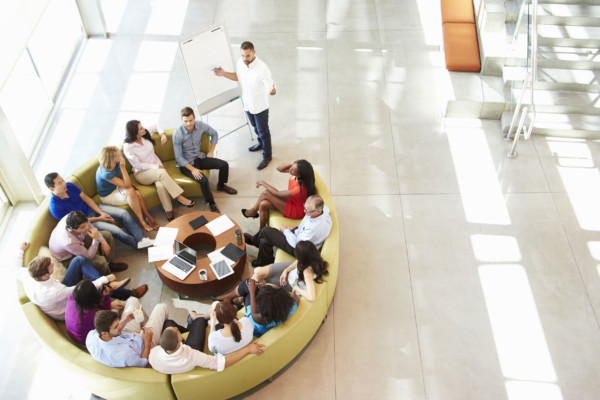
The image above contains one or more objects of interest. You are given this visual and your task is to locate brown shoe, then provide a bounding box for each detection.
[109,262,128,272]
[217,184,237,195]
[105,278,131,292]
[209,203,221,213]
[131,284,148,298]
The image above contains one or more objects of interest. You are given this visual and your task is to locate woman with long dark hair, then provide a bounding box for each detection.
[251,240,328,303]
[65,280,123,344]
[207,301,253,356]
[241,159,315,229]
[214,279,299,338]
[123,120,195,221]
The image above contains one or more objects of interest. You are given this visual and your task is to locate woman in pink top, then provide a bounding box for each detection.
[65,280,123,345]
[123,120,195,221]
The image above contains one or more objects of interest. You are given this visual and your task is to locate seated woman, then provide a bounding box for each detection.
[251,240,328,303]
[207,301,253,356]
[96,146,159,231]
[241,159,315,230]
[65,279,125,345]
[123,120,195,221]
[215,279,299,338]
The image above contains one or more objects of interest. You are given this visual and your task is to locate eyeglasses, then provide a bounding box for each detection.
[304,207,318,214]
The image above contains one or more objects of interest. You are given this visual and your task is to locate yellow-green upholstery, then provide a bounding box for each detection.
[18,132,339,399]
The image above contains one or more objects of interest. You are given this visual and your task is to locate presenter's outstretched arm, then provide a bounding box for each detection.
[213,67,238,81]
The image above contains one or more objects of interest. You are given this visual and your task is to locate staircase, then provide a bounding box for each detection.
[501,0,600,138]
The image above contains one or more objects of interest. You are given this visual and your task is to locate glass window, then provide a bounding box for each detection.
[28,0,84,97]
[0,51,52,156]
[0,182,10,227]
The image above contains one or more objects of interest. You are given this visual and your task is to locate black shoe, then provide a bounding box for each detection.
[244,233,257,247]
[257,158,272,170]
[251,259,271,267]
[241,208,259,219]
[248,143,263,152]
[209,203,220,213]
[108,262,128,273]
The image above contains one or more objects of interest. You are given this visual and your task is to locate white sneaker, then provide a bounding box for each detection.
[137,237,154,249]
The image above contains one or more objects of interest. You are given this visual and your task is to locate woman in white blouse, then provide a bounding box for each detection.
[207,301,254,356]
[251,240,328,303]
[123,120,195,221]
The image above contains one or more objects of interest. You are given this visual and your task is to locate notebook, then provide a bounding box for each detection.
[221,242,245,263]
[189,215,208,230]
[162,241,197,280]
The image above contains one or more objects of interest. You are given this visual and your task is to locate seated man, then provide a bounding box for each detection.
[149,311,265,374]
[245,195,332,266]
[19,242,133,320]
[45,172,154,250]
[86,300,172,368]
[173,106,237,213]
[49,210,127,274]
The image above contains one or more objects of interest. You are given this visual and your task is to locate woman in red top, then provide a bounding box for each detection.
[242,159,315,229]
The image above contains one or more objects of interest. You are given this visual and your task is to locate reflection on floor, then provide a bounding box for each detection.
[3,0,600,399]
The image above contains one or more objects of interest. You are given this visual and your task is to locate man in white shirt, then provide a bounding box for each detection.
[214,41,276,170]
[19,243,129,320]
[245,195,333,266]
[149,312,265,374]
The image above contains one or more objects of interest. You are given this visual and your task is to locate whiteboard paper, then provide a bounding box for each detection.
[179,23,242,116]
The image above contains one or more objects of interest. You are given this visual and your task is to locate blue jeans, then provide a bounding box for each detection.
[62,256,131,300]
[246,109,272,159]
[89,204,143,249]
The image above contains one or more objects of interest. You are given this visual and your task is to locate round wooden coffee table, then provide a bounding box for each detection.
[154,211,246,296]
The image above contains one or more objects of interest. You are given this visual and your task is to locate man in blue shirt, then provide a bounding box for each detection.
[173,107,237,213]
[45,173,153,251]
[86,301,170,368]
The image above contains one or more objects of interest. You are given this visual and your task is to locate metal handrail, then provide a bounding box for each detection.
[506,0,538,158]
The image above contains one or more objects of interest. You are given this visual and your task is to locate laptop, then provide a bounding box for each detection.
[162,241,197,280]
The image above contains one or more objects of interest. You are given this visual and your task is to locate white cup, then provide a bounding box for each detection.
[133,309,144,323]
[199,269,207,281]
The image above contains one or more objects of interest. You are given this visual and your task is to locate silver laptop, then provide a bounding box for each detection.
[162,241,197,280]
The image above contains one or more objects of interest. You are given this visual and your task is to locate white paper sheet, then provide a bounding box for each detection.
[206,214,234,236]
[147,246,174,262]
[154,227,179,247]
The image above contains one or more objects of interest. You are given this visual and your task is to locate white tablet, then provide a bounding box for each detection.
[209,260,234,280]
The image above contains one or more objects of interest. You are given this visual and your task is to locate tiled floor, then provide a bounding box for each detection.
[2,0,600,399]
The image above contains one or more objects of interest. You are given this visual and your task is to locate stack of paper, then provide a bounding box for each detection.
[206,214,234,236]
[148,227,179,262]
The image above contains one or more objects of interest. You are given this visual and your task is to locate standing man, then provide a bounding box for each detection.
[214,41,276,170]
[173,107,237,213]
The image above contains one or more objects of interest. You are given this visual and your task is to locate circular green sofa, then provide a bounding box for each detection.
[18,129,339,400]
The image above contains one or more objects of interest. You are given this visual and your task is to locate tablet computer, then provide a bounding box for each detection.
[189,215,208,230]
[210,260,234,280]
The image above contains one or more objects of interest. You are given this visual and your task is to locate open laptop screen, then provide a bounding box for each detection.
[175,241,196,264]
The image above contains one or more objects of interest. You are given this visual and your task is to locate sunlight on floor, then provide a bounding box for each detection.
[133,41,178,72]
[479,264,560,385]
[546,138,600,231]
[505,380,563,400]
[471,234,521,262]
[120,73,170,112]
[446,123,511,225]
[100,0,127,33]
[145,0,188,36]
[34,109,87,178]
